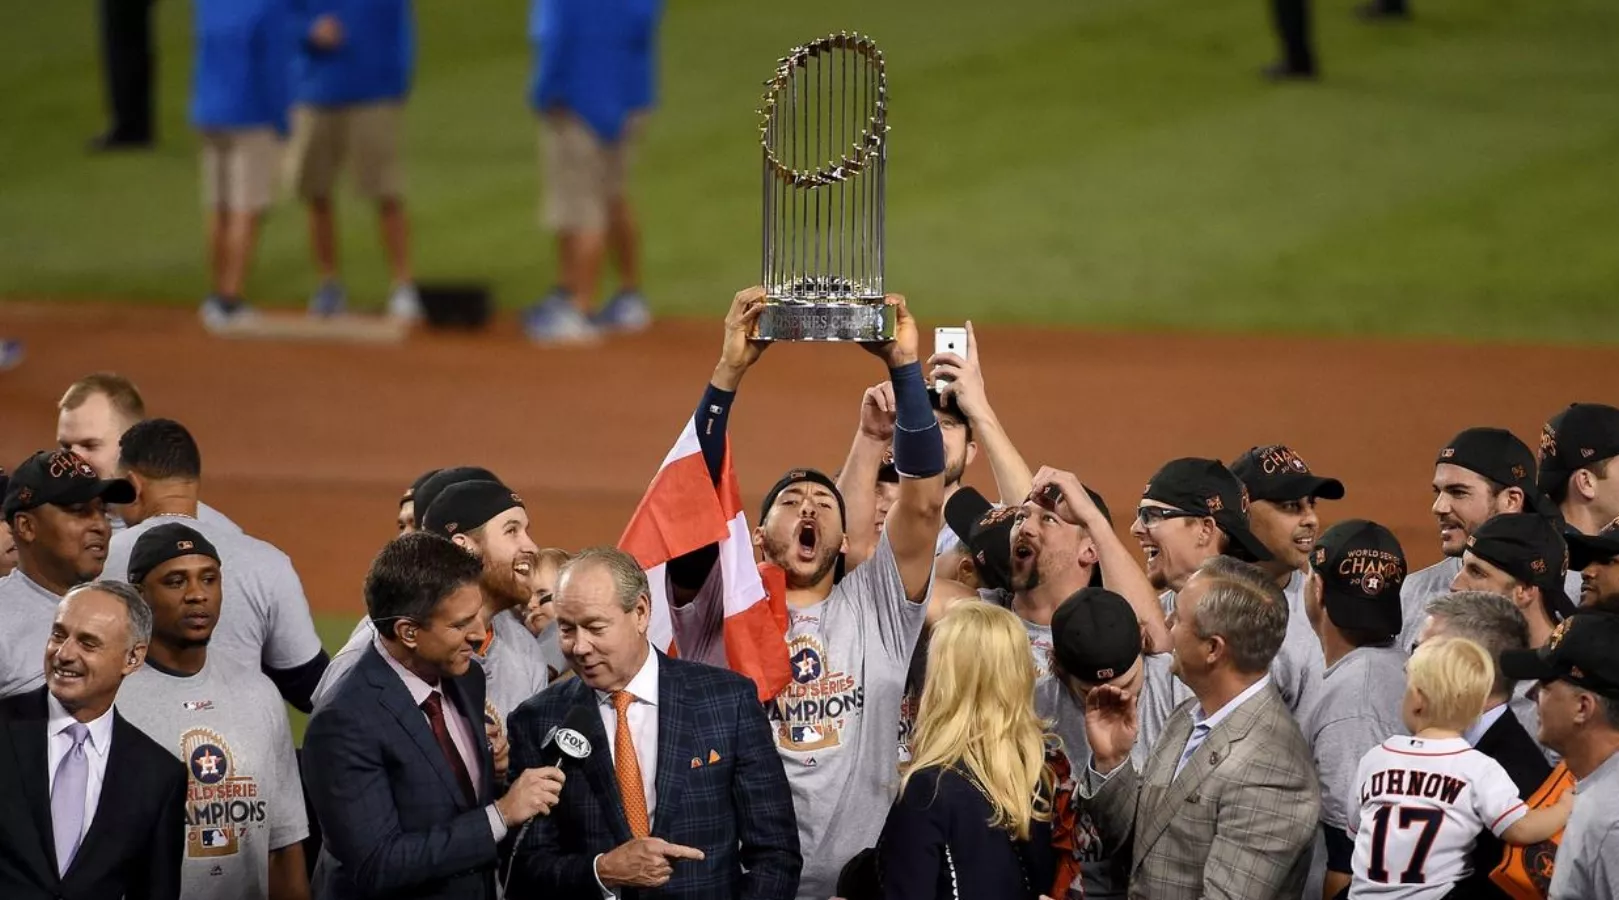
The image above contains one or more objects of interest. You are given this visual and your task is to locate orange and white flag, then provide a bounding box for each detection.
[618,418,790,701]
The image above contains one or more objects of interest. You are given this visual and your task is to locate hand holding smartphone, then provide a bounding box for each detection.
[932,326,968,392]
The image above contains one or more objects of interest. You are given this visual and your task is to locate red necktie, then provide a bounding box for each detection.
[421,692,477,805]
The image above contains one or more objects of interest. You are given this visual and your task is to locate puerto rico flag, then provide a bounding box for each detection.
[618,418,791,702]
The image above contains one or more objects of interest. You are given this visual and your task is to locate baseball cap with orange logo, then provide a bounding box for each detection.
[1309,519,1406,636]
[1499,609,1619,699]
[2,449,135,521]
[1465,513,1576,620]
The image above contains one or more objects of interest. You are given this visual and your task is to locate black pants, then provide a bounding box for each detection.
[1269,0,1316,73]
[98,0,156,140]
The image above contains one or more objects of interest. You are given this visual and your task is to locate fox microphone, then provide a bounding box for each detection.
[502,705,597,893]
[539,705,597,768]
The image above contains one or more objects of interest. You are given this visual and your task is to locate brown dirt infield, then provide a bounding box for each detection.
[3,301,1616,619]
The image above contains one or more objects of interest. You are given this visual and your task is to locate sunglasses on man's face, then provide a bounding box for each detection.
[1135,506,1204,528]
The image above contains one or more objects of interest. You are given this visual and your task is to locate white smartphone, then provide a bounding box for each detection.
[933,326,968,391]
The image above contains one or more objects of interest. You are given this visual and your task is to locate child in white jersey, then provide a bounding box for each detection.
[1347,637,1572,899]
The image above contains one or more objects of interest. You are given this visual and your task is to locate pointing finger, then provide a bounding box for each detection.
[658,841,707,861]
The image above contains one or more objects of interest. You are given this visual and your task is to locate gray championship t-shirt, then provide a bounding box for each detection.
[1305,645,1409,832]
[0,570,64,698]
[1399,556,1461,651]
[1549,750,1619,900]
[768,534,930,900]
[311,610,547,727]
[1037,652,1190,900]
[109,500,241,536]
[104,514,324,674]
[116,657,308,900]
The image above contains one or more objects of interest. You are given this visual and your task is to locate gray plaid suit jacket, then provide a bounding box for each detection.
[1079,680,1320,900]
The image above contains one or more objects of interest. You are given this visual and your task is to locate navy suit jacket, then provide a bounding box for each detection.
[0,688,187,900]
[1463,708,1554,900]
[507,651,801,899]
[303,644,501,900]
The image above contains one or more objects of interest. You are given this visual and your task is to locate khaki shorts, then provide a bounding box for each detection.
[286,102,404,201]
[201,129,281,213]
[540,111,643,233]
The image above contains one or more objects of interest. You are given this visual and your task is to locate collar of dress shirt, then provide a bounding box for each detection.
[45,690,115,759]
[373,633,442,707]
[593,644,660,708]
[1191,674,1272,731]
[1463,702,1511,747]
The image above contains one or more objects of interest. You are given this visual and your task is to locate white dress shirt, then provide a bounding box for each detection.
[373,637,507,841]
[45,692,116,847]
[591,647,660,900]
[593,647,660,822]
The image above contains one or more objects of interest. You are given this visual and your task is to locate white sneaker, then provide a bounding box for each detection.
[387,283,423,322]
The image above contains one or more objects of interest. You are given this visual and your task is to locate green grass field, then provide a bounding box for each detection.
[4,0,1617,341]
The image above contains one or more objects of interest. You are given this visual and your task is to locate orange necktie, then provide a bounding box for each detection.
[611,690,650,837]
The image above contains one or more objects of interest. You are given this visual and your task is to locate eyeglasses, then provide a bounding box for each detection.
[1135,506,1205,528]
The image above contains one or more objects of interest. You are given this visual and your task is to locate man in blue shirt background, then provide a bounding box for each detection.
[288,0,422,322]
[191,0,293,331]
[523,0,663,343]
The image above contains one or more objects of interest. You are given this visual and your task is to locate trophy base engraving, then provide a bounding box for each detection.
[752,300,895,342]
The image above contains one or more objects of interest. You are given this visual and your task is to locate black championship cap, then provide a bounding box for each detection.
[1230,445,1345,503]
[422,480,524,537]
[1538,403,1619,495]
[1568,517,1619,571]
[1309,519,1406,636]
[1142,458,1273,563]
[401,468,442,508]
[1465,513,1576,619]
[1500,610,1619,699]
[1437,428,1537,495]
[3,449,136,520]
[944,487,993,547]
[1052,587,1142,684]
[128,522,221,584]
[760,468,847,529]
[943,487,1018,592]
[412,466,501,528]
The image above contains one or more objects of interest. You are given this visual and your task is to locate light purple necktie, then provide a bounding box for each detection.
[51,722,91,876]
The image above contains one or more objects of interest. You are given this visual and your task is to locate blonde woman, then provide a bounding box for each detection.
[877,602,1056,899]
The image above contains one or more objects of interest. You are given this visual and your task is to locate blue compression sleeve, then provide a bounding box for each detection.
[889,362,944,478]
[694,382,734,486]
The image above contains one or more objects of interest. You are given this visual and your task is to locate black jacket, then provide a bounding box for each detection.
[877,766,1055,900]
[1464,707,1554,899]
[0,688,186,900]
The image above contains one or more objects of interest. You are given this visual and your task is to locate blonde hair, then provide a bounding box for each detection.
[1408,636,1495,731]
[59,373,145,421]
[903,602,1052,839]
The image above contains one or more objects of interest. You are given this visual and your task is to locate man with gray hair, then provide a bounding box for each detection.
[1417,591,1552,900]
[0,580,187,898]
[506,546,800,897]
[1079,555,1320,899]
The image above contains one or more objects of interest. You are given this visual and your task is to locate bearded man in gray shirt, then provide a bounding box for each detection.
[1397,427,1579,650]
[664,289,945,900]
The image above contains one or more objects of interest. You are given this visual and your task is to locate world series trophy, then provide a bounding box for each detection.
[753,33,891,342]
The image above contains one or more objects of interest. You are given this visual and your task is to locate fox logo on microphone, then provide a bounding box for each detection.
[553,727,591,760]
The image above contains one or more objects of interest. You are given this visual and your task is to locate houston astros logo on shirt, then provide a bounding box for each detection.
[180,727,266,859]
[769,634,862,753]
